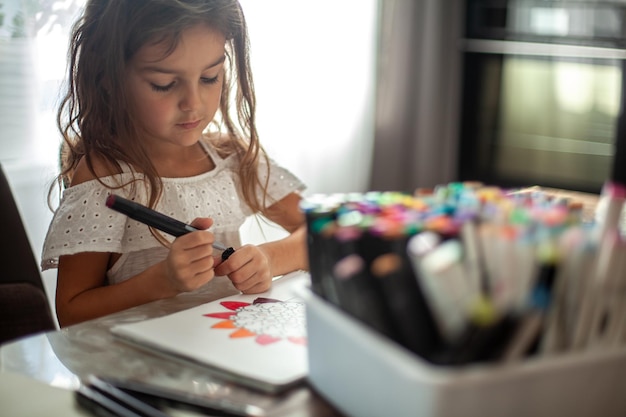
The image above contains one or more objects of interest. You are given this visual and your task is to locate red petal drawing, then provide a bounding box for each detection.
[221,301,250,311]
[203,312,236,319]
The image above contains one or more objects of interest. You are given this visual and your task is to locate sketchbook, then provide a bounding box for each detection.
[110,271,310,393]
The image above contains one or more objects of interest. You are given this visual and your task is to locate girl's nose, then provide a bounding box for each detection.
[179,84,202,112]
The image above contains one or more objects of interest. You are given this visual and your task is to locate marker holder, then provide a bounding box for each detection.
[299,284,626,417]
[300,188,626,416]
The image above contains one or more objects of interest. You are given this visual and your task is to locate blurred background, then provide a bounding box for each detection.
[1,0,624,320]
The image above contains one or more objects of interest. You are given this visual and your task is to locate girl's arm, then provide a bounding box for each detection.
[55,155,219,327]
[213,192,308,293]
[257,192,309,275]
[56,251,165,327]
[56,218,218,327]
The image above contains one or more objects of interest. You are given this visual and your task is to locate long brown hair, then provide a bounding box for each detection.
[55,0,268,212]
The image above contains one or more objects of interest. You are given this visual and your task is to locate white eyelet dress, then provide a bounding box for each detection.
[41,142,306,285]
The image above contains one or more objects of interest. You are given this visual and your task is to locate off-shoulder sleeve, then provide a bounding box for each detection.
[261,158,307,204]
[40,179,162,271]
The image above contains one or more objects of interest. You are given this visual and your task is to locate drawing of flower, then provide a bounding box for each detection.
[203,297,307,346]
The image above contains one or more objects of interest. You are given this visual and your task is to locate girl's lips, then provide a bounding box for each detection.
[177,120,201,129]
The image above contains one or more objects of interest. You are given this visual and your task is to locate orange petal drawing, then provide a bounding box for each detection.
[230,328,256,338]
[212,320,236,329]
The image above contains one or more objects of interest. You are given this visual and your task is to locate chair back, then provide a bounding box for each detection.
[0,163,47,291]
[0,163,55,344]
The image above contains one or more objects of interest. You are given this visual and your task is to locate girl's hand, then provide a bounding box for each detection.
[162,218,216,293]
[214,244,272,293]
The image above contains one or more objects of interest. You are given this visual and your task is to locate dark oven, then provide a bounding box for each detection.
[458,0,626,193]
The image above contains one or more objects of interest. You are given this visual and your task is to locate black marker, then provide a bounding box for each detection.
[105,194,234,261]
[96,376,262,416]
[76,376,171,417]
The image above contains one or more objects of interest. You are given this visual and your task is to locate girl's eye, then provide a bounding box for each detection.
[149,76,218,92]
[150,82,175,92]
[201,75,219,85]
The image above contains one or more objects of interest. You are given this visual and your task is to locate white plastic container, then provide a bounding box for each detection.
[300,286,626,417]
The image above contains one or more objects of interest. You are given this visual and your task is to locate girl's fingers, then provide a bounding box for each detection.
[241,279,271,294]
[189,217,214,230]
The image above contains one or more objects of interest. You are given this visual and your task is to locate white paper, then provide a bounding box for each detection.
[111,271,310,392]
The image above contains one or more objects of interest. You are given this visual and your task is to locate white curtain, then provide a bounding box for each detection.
[239,0,379,194]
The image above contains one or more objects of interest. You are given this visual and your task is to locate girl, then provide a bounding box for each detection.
[42,0,308,327]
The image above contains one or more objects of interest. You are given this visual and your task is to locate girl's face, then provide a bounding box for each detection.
[125,24,226,149]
